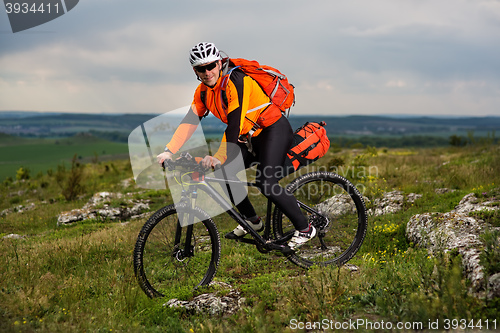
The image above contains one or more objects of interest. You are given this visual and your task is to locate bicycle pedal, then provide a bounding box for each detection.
[224,231,255,240]
[224,231,244,240]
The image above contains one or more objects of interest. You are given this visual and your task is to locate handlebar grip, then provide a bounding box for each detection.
[161,155,209,172]
[162,159,175,171]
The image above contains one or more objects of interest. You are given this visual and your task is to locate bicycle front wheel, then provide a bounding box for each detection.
[134,203,221,298]
[273,172,367,268]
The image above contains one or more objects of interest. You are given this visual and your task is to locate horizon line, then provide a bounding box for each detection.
[1,110,499,119]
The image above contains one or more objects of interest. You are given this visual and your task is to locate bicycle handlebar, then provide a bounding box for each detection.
[162,152,207,173]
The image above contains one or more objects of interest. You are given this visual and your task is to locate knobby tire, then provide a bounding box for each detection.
[273,171,367,268]
[133,203,220,298]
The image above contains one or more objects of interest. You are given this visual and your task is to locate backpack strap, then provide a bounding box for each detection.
[219,65,239,110]
[237,116,261,156]
[221,57,231,76]
[199,87,210,118]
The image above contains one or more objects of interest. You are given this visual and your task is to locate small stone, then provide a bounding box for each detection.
[435,188,456,194]
[2,234,24,239]
[163,282,243,316]
[343,264,359,272]
[366,191,422,216]
[487,273,500,300]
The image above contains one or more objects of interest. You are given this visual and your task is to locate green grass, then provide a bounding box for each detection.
[1,143,499,332]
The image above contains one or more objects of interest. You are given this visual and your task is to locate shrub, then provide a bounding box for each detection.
[3,176,13,187]
[479,229,500,276]
[16,167,30,181]
[56,154,86,201]
[327,156,345,171]
[449,135,465,147]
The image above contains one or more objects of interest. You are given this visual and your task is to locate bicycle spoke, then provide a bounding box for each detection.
[134,204,220,298]
[273,172,367,267]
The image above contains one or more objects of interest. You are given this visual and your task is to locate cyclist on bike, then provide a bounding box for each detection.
[156,42,316,249]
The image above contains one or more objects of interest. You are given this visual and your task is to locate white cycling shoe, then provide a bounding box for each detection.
[288,225,317,250]
[225,218,263,239]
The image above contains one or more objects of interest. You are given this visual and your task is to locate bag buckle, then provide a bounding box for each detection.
[239,124,260,156]
[238,134,248,144]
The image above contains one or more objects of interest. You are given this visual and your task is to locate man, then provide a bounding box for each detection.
[156,42,315,249]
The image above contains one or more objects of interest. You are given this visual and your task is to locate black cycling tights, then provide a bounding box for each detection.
[232,116,309,231]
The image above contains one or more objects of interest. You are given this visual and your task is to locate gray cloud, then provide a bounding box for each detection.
[1,0,499,115]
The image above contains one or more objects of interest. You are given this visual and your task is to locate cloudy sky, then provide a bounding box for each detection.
[1,0,499,116]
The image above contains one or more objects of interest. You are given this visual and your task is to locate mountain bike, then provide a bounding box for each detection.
[133,153,367,298]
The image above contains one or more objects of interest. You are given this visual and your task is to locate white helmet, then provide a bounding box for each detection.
[189,42,222,67]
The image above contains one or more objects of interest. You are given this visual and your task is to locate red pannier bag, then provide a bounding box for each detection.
[283,121,330,175]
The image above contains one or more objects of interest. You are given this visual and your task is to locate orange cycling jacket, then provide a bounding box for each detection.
[165,67,283,164]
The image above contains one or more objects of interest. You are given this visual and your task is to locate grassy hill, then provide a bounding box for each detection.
[2,111,500,139]
[0,112,169,138]
[0,141,498,332]
[0,133,128,181]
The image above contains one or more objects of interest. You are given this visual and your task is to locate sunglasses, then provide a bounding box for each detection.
[194,62,218,73]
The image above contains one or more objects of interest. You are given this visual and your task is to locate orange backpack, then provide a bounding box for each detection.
[284,121,331,175]
[228,58,295,113]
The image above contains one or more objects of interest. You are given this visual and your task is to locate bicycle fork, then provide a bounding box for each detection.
[173,187,197,261]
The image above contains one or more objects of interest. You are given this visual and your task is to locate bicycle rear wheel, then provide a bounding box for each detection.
[273,172,367,268]
[134,203,220,298]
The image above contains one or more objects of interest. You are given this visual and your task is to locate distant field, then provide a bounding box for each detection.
[0,134,128,180]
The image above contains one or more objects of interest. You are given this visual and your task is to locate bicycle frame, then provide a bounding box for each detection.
[172,167,320,255]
